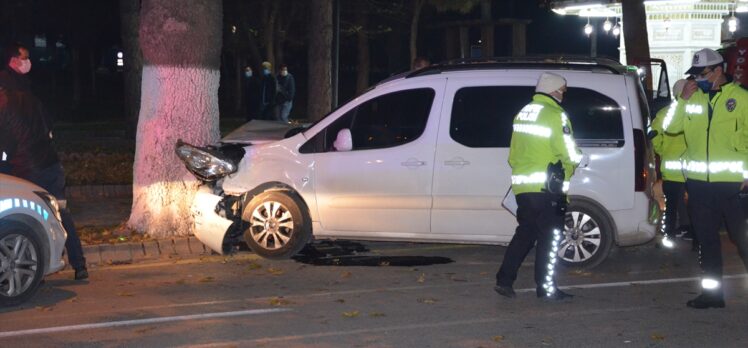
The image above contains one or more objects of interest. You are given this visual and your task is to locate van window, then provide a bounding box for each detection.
[449,86,624,148]
[300,88,435,153]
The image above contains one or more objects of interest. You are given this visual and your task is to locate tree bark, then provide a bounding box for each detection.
[119,0,143,135]
[480,0,493,58]
[410,0,425,66]
[307,0,333,121]
[356,9,370,94]
[622,0,650,64]
[622,0,651,89]
[262,0,280,66]
[128,0,222,238]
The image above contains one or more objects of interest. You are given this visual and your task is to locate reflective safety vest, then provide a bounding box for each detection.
[509,93,582,194]
[664,82,748,183]
[651,102,687,182]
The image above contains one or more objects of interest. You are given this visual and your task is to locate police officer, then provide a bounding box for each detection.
[665,48,748,308]
[494,72,583,301]
[651,79,694,249]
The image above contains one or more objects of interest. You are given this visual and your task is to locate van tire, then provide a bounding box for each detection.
[242,190,312,259]
[558,199,614,269]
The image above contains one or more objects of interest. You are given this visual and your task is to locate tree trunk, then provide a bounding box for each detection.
[128,0,223,238]
[119,0,143,136]
[622,0,651,88]
[622,0,650,64]
[262,0,280,65]
[307,0,333,121]
[356,9,370,94]
[410,0,425,66]
[480,0,493,58]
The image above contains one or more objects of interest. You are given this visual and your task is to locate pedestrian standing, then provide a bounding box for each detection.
[494,72,583,301]
[651,79,695,249]
[664,48,748,308]
[243,66,261,122]
[0,43,88,280]
[276,64,295,123]
[259,61,277,120]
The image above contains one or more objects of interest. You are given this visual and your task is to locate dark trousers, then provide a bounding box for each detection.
[25,163,86,270]
[496,192,564,292]
[686,180,748,283]
[662,181,688,237]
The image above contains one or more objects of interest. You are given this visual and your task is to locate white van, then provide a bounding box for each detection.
[177,57,658,268]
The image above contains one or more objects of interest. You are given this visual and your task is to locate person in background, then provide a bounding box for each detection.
[664,48,748,309]
[494,72,583,301]
[412,56,430,70]
[650,79,696,250]
[243,65,261,122]
[276,64,295,123]
[0,43,88,281]
[259,61,277,120]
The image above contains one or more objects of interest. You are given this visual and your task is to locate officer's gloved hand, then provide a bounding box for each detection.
[647,130,658,140]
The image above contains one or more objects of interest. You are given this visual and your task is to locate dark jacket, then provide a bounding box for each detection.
[244,75,261,119]
[0,68,31,93]
[277,73,296,103]
[0,88,59,178]
[260,73,277,106]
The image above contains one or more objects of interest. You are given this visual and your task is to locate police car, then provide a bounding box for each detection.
[0,174,67,306]
[177,57,658,268]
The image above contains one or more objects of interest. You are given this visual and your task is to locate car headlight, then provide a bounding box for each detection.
[34,191,63,222]
[175,141,238,181]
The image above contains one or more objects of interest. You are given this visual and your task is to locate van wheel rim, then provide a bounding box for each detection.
[249,201,294,250]
[559,211,602,263]
[0,234,39,298]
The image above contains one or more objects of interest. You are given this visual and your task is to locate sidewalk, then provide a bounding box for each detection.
[67,191,215,267]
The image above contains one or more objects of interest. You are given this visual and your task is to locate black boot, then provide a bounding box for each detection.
[494,285,516,298]
[74,267,89,280]
[537,288,573,302]
[686,293,725,309]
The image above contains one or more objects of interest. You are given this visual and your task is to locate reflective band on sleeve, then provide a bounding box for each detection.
[701,278,720,290]
[563,134,582,163]
[661,102,677,131]
[664,161,683,170]
[513,124,552,138]
[562,181,570,193]
[516,104,544,122]
[685,104,703,114]
[1,151,6,161]
[511,172,547,185]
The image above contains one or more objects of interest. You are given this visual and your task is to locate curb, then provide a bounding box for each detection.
[77,236,215,267]
[66,185,132,200]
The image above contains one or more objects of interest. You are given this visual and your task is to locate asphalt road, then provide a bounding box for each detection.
[1,237,747,348]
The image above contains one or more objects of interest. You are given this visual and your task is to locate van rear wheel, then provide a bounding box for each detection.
[558,200,614,269]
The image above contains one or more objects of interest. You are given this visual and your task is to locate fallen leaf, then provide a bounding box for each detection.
[269,297,293,306]
[450,276,467,282]
[417,298,438,304]
[267,267,285,276]
[651,333,665,341]
[35,305,54,312]
[134,326,157,334]
[198,276,214,283]
[335,299,346,303]
[342,310,360,318]
[116,291,135,297]
[68,297,79,303]
[175,279,187,285]
[417,273,426,283]
[492,335,504,342]
[340,271,352,278]
[368,312,386,317]
[247,262,262,270]
[379,261,391,266]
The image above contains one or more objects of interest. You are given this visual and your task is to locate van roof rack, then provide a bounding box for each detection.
[405,56,627,78]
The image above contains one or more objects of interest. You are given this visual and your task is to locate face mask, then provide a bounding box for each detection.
[695,78,712,93]
[263,69,270,76]
[244,71,252,78]
[281,70,288,77]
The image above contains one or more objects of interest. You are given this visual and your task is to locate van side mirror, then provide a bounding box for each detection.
[333,128,353,152]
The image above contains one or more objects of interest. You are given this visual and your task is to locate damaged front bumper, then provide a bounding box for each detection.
[191,186,234,254]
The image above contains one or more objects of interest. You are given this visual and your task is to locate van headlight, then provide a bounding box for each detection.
[34,191,63,221]
[175,140,238,182]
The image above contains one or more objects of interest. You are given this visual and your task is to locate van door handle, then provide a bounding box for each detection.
[444,157,470,167]
[401,158,426,167]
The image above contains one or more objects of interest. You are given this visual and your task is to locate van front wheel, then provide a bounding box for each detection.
[557,200,614,269]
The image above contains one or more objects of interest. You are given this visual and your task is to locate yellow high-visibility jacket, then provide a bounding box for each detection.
[664,82,748,182]
[652,102,687,182]
[509,93,582,194]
